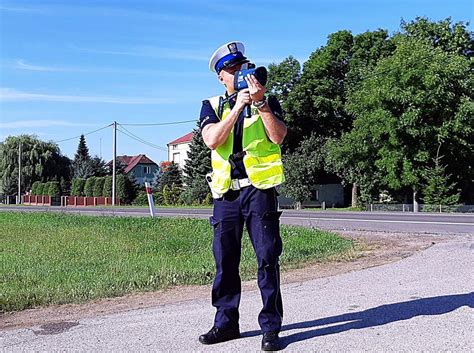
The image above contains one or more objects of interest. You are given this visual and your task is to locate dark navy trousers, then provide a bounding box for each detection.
[210,185,283,333]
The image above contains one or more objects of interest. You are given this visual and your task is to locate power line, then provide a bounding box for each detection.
[54,123,112,143]
[119,119,196,126]
[117,125,168,151]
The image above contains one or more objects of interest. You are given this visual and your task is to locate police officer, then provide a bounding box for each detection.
[198,41,287,351]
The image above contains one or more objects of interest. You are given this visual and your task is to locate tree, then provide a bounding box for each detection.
[89,156,108,177]
[83,177,96,197]
[343,36,472,202]
[73,134,93,179]
[71,178,86,196]
[0,135,71,195]
[400,17,473,58]
[31,181,41,195]
[422,157,460,206]
[280,134,325,209]
[93,177,105,197]
[182,127,212,204]
[102,176,113,197]
[116,173,138,204]
[157,162,183,191]
[36,182,45,196]
[155,162,183,205]
[47,181,61,197]
[267,56,301,117]
[284,30,354,151]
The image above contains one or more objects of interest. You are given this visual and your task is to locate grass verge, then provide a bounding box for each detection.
[1,212,353,312]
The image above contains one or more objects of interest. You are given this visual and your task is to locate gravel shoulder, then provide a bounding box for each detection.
[0,230,452,331]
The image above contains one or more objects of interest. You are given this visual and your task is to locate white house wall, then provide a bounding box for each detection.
[168,142,191,170]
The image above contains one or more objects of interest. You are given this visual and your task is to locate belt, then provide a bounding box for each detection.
[230,178,252,191]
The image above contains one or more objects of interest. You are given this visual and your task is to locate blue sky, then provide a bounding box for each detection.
[0,0,472,163]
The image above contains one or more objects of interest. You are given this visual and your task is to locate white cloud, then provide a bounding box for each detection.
[70,45,208,61]
[5,59,208,76]
[0,5,46,13]
[0,88,180,105]
[12,60,79,72]
[0,119,100,129]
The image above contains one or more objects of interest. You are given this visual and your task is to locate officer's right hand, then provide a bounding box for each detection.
[235,89,251,111]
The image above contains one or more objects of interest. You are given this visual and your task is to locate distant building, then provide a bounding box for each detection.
[167,132,194,170]
[108,154,159,186]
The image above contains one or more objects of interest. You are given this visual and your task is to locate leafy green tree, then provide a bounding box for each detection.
[83,177,96,197]
[182,127,211,204]
[280,134,325,209]
[0,135,71,195]
[93,177,105,197]
[267,56,301,117]
[344,36,472,202]
[284,30,354,150]
[400,17,473,57]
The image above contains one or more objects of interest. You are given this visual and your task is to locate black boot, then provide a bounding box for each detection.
[261,331,281,351]
[199,326,241,345]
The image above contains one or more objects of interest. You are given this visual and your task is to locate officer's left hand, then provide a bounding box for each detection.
[245,75,266,102]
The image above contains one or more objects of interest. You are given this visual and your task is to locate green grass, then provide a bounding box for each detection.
[0,212,353,312]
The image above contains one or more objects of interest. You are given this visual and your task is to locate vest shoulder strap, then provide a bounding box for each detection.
[208,95,227,120]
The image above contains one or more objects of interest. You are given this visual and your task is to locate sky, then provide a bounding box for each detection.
[0,0,472,164]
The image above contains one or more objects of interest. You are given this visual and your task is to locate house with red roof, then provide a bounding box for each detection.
[108,154,159,186]
[167,132,194,170]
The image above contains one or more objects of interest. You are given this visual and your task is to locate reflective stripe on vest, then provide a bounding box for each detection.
[207,95,285,193]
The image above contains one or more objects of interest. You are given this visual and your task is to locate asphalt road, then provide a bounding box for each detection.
[2,236,472,351]
[1,205,473,234]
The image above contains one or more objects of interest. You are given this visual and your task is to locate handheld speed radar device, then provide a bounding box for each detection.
[233,64,268,118]
[233,64,268,91]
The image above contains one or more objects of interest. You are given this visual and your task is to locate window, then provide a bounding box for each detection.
[143,166,151,174]
[173,144,178,149]
[173,152,180,163]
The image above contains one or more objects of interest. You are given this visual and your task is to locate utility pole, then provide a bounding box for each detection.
[112,121,117,206]
[17,141,21,204]
[99,137,102,159]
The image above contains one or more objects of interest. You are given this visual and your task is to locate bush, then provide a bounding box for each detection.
[102,176,112,197]
[36,182,44,196]
[31,181,41,195]
[71,178,86,196]
[132,191,149,206]
[48,181,61,197]
[202,193,213,206]
[83,177,96,197]
[93,177,105,197]
[43,182,53,197]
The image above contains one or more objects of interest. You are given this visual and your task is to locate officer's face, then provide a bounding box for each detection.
[218,63,242,93]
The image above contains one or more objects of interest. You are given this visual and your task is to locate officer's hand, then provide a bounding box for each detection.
[235,89,251,111]
[245,75,266,102]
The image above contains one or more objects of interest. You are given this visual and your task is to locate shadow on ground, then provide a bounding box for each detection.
[241,292,474,349]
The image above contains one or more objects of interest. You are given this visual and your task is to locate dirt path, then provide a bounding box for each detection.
[0,231,451,331]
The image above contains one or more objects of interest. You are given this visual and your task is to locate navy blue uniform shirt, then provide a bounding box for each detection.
[200,94,283,179]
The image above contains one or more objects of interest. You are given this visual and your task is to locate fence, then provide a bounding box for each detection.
[368,203,474,213]
[0,194,18,204]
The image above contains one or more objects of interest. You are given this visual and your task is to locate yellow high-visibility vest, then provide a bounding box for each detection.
[207,95,285,194]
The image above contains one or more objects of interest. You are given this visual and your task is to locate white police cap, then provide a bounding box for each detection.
[209,41,248,73]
